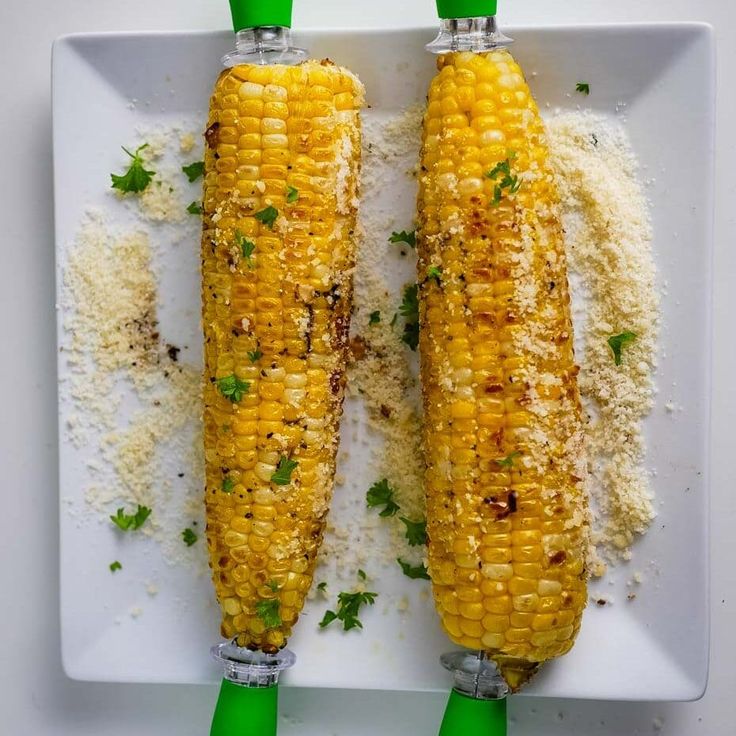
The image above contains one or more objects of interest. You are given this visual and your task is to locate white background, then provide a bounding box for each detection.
[0,0,733,734]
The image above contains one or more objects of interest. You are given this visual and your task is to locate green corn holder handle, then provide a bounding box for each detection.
[438,689,507,736]
[210,679,278,736]
[210,643,296,736]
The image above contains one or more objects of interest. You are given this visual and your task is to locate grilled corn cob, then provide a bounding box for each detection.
[417,49,589,690]
[201,61,363,653]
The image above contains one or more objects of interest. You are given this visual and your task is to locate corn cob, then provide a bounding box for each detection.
[201,61,363,653]
[417,50,589,690]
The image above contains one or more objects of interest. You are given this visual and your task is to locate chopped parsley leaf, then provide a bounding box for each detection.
[357,569,367,581]
[317,581,328,593]
[182,161,204,182]
[221,476,235,493]
[110,144,155,194]
[256,598,282,629]
[607,331,637,366]
[216,374,250,402]
[397,558,430,580]
[495,451,522,469]
[369,310,380,325]
[427,265,442,285]
[110,504,152,531]
[247,349,263,363]
[255,205,279,229]
[266,580,279,592]
[389,230,416,248]
[400,517,427,546]
[235,230,256,268]
[399,283,419,351]
[186,201,203,215]
[576,82,591,95]
[271,456,298,486]
[319,590,377,631]
[109,561,122,573]
[485,154,521,206]
[366,479,400,517]
[286,185,299,203]
[182,528,198,546]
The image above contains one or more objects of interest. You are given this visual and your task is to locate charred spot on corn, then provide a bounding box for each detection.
[204,122,220,149]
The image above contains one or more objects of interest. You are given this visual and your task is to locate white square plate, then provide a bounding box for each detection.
[53,23,714,701]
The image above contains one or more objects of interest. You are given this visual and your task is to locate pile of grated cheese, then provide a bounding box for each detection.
[316,105,429,588]
[546,110,659,568]
[61,125,208,571]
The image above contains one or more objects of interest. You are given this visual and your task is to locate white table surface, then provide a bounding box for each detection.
[0,1,733,734]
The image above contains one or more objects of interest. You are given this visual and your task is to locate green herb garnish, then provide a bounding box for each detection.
[399,283,419,351]
[186,201,203,215]
[366,479,400,517]
[427,265,442,285]
[256,598,282,629]
[357,569,367,581]
[607,331,637,366]
[235,230,256,268]
[495,451,522,469]
[266,580,279,592]
[576,82,591,95]
[369,310,380,325]
[271,456,298,486]
[389,230,416,248]
[485,153,522,206]
[216,374,250,403]
[255,205,279,229]
[222,476,235,493]
[400,517,427,546]
[397,558,430,580]
[317,581,328,593]
[286,185,299,203]
[182,528,198,546]
[109,561,122,573]
[182,161,204,182]
[110,144,155,194]
[319,590,378,631]
[247,349,263,363]
[110,504,152,531]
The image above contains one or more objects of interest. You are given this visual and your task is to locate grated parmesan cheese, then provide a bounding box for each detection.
[546,111,660,564]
